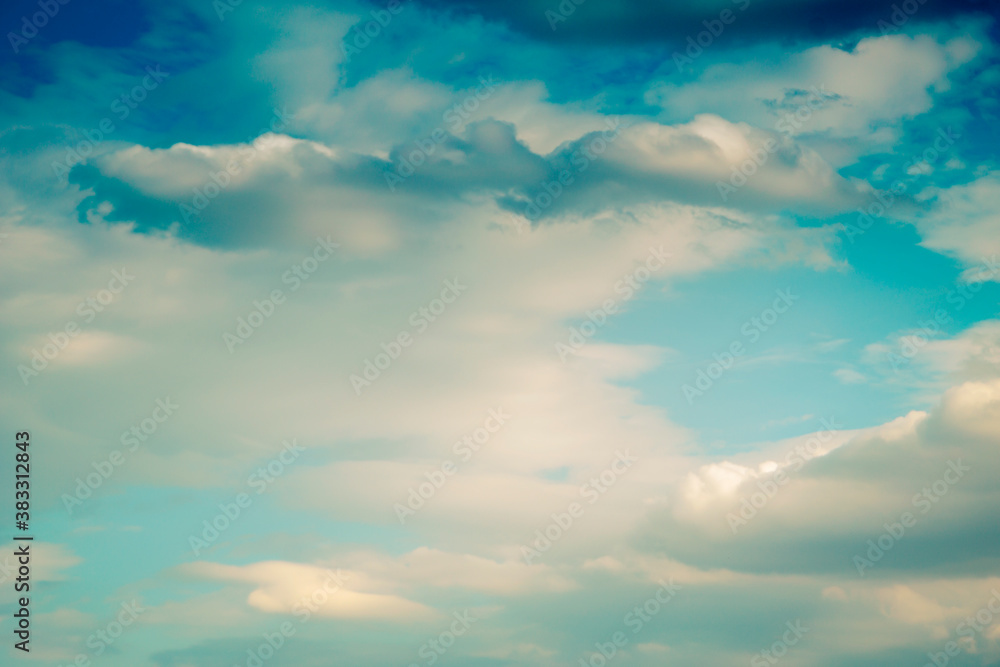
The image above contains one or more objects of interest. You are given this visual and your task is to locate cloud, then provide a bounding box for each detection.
[646,30,985,155]
[833,367,867,384]
[638,374,1000,576]
[183,560,433,620]
[66,113,862,251]
[912,171,1000,266]
[407,0,999,45]
[2,1,999,664]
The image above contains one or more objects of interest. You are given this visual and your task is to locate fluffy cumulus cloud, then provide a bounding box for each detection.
[647,28,988,161]
[910,171,1000,265]
[1,0,999,664]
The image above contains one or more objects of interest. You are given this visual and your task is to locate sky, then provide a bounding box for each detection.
[1,0,1000,665]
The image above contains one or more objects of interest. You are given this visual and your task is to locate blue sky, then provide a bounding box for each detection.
[2,0,1000,665]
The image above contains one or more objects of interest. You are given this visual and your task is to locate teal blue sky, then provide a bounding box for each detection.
[2,0,1000,665]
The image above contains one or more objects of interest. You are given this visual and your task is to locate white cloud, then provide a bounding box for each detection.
[647,29,986,161]
[184,560,433,620]
[913,172,1000,267]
